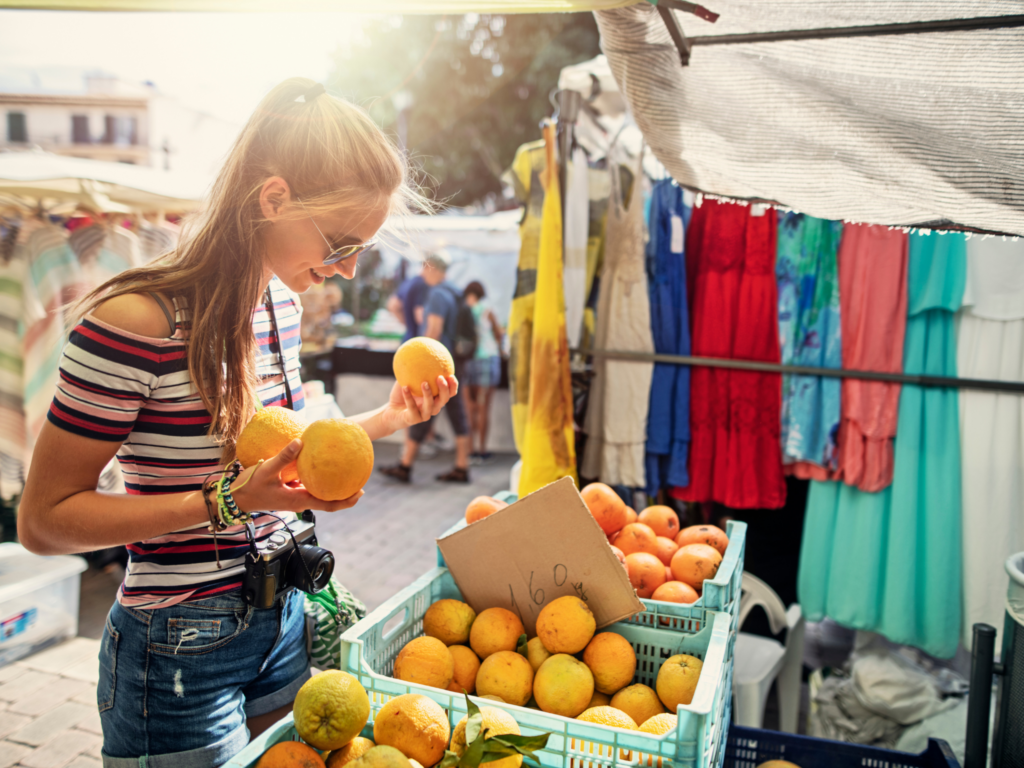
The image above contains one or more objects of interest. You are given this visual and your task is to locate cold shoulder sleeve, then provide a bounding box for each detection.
[47,317,167,441]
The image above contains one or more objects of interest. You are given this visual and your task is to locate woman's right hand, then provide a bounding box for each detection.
[231,439,365,514]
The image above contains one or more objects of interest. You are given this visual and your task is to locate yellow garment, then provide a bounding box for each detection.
[2,0,640,11]
[506,140,546,454]
[518,124,578,496]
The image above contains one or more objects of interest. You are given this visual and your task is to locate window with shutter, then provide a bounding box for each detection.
[6,112,27,143]
[71,115,90,144]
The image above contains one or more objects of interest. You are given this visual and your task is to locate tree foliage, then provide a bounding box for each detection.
[327,13,600,208]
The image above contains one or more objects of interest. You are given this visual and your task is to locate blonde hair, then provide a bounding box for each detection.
[76,77,425,451]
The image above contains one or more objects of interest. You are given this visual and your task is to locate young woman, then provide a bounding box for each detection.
[462,281,504,462]
[17,78,455,768]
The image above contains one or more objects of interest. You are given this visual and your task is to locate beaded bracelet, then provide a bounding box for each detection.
[215,460,262,527]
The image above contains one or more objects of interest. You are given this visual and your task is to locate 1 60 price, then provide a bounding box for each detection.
[507,563,587,624]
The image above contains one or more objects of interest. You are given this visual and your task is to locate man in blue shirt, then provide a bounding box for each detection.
[388,272,430,341]
[380,250,471,483]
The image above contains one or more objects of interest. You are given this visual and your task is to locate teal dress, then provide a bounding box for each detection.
[798,231,966,658]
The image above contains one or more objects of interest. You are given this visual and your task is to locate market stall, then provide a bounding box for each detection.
[1,1,1021,767]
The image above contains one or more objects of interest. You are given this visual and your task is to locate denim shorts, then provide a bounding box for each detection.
[463,356,501,389]
[98,589,310,768]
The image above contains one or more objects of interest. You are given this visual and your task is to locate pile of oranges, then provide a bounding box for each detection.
[579,483,729,607]
[387,594,703,746]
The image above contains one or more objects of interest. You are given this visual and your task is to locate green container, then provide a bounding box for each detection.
[229,567,733,768]
[437,518,746,635]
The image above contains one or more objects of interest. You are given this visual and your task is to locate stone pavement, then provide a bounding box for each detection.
[0,638,103,768]
[1,444,517,768]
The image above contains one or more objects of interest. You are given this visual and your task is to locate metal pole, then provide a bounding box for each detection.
[556,89,581,215]
[966,623,996,768]
[689,14,1024,46]
[583,347,1024,394]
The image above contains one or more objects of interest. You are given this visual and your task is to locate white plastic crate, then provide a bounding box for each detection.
[0,543,87,667]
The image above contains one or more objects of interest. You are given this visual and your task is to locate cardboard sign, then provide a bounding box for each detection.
[437,477,644,635]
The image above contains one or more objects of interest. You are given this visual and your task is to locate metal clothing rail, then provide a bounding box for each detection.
[583,347,1024,394]
[688,14,1024,47]
[655,5,1024,66]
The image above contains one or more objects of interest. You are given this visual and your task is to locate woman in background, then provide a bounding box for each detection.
[463,281,504,463]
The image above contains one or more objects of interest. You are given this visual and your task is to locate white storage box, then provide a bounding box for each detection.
[0,543,87,667]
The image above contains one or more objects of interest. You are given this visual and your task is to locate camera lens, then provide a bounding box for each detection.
[287,544,335,593]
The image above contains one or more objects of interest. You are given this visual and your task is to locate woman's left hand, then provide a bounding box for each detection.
[381,375,458,432]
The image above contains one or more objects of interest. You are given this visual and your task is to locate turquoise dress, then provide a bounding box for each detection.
[798,231,966,658]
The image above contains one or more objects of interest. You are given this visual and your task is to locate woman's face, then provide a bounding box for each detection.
[263,193,389,295]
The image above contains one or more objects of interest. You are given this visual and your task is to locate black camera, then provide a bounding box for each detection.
[241,511,335,609]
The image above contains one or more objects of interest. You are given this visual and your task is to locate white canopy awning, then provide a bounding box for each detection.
[0,0,637,11]
[0,150,207,213]
[596,2,1024,235]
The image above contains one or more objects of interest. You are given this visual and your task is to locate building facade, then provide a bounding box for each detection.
[1,76,150,165]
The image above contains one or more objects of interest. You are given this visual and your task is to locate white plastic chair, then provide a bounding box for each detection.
[732,572,806,733]
[509,459,522,497]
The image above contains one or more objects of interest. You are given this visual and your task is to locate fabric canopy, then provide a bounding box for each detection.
[595,2,1024,236]
[0,150,207,212]
[0,0,636,11]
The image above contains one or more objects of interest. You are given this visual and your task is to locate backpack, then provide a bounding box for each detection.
[448,285,478,360]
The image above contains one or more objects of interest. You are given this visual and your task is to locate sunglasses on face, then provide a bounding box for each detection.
[296,198,377,266]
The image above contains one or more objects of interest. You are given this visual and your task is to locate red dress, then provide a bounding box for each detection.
[671,199,786,509]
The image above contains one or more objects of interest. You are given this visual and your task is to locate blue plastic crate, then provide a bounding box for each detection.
[328,566,733,768]
[438,515,745,637]
[724,726,960,768]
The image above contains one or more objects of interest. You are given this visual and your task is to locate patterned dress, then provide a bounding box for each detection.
[776,212,843,476]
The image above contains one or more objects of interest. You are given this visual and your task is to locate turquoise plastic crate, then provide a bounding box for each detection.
[438,516,745,636]
[226,568,733,768]
[629,521,745,637]
[330,566,733,768]
[225,716,304,767]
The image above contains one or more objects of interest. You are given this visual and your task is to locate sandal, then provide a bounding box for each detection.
[379,463,412,483]
[435,467,470,483]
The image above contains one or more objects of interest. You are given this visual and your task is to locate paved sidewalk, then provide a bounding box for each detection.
[1,444,516,768]
[0,638,103,768]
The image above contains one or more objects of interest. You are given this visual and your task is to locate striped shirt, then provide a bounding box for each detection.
[48,277,305,609]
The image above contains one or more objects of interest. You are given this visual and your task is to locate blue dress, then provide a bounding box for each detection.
[797,231,966,658]
[644,181,692,496]
[776,213,843,471]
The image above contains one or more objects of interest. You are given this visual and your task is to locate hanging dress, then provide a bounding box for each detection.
[672,199,785,509]
[22,223,83,455]
[799,231,965,659]
[518,123,577,496]
[833,225,909,492]
[958,236,1024,649]
[581,146,653,488]
[506,140,547,454]
[644,179,692,496]
[563,146,590,350]
[776,213,843,477]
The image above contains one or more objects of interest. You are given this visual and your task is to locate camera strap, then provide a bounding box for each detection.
[244,520,260,561]
[263,287,294,410]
